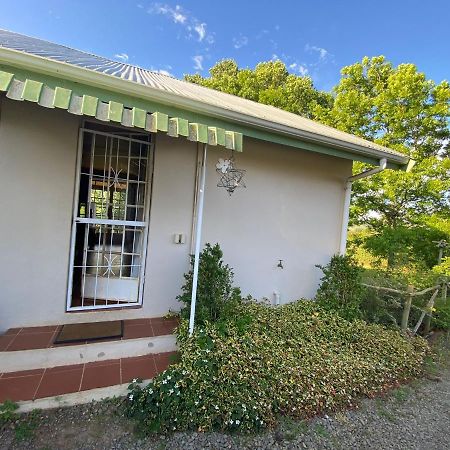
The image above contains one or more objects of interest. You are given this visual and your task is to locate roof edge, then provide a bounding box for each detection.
[0,46,410,168]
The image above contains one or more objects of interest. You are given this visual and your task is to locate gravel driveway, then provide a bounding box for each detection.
[1,342,449,450]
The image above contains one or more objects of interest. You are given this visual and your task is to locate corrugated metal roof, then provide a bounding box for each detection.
[0,29,407,163]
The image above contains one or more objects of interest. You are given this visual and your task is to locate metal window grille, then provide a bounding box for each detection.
[67,127,153,310]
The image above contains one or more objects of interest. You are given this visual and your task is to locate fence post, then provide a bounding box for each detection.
[401,285,414,331]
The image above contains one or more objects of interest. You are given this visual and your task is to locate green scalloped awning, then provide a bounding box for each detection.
[0,69,243,152]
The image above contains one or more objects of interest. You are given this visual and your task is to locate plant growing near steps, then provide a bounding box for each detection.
[0,400,18,424]
[177,243,241,325]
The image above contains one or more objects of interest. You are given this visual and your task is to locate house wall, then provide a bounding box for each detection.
[0,98,351,332]
[202,141,351,303]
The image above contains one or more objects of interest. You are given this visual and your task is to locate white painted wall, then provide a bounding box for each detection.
[0,99,351,332]
[202,140,351,303]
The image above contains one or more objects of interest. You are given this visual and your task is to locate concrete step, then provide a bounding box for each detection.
[16,381,137,413]
[0,351,178,408]
[0,334,177,373]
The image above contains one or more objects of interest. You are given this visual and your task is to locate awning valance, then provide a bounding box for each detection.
[0,69,243,151]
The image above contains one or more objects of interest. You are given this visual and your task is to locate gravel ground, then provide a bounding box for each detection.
[1,338,449,450]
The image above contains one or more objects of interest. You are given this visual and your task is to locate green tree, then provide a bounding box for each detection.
[315,56,450,268]
[185,59,332,118]
[314,56,450,159]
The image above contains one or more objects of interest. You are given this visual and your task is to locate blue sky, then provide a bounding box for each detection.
[1,0,449,91]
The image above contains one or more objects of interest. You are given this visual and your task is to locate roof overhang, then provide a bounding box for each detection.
[0,46,410,169]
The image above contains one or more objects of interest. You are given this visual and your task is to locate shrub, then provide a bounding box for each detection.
[177,243,241,325]
[126,300,428,433]
[433,256,450,277]
[433,299,450,330]
[315,254,365,320]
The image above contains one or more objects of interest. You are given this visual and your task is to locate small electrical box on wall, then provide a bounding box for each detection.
[173,233,186,244]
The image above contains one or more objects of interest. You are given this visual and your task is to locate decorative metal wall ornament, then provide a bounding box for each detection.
[215,154,246,195]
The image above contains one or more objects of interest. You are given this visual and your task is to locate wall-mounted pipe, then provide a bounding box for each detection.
[188,144,208,336]
[339,158,387,255]
[274,291,280,306]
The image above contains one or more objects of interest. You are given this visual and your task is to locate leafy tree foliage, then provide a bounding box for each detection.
[314,56,450,267]
[185,59,332,118]
[314,56,450,159]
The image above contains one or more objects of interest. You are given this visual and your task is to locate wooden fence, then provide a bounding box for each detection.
[362,280,449,335]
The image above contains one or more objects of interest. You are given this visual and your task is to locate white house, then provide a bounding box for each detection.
[0,30,411,333]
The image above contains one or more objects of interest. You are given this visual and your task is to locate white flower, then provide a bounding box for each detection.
[214,405,219,410]
[235,419,240,425]
[132,378,138,383]
[149,388,153,394]
[162,380,167,384]
[128,394,134,401]
[195,401,199,406]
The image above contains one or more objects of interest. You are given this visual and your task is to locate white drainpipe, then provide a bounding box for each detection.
[188,144,208,336]
[339,158,387,255]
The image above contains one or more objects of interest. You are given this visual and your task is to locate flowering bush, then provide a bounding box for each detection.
[126,300,428,433]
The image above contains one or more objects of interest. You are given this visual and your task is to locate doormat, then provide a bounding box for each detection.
[54,320,123,344]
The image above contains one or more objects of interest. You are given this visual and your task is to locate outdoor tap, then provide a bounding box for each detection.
[277,259,284,269]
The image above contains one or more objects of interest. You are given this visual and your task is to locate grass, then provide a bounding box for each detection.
[13,409,41,442]
[374,399,398,424]
[313,423,330,438]
[391,386,412,403]
[278,416,307,441]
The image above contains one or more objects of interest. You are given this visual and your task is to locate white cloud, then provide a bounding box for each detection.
[256,29,269,39]
[192,55,204,71]
[298,65,308,76]
[114,53,129,62]
[194,23,206,41]
[155,69,173,76]
[305,44,329,61]
[233,35,249,49]
[148,3,213,44]
[289,62,308,76]
[151,3,187,23]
